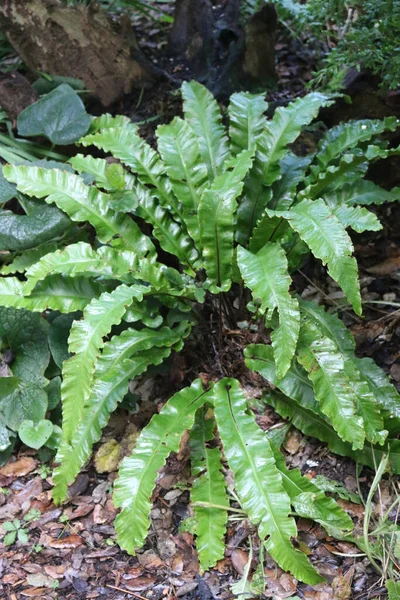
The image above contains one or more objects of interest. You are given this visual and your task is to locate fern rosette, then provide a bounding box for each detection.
[1,81,400,582]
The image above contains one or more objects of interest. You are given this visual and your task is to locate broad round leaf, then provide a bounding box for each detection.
[18,419,53,450]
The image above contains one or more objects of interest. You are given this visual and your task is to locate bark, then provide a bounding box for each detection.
[0,0,159,107]
[169,0,277,95]
[0,72,39,123]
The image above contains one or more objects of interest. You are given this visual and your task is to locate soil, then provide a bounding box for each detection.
[1,3,400,599]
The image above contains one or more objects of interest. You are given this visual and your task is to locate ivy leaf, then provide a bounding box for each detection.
[0,166,16,203]
[0,378,47,431]
[0,306,50,386]
[17,84,91,145]
[48,313,77,369]
[18,419,53,450]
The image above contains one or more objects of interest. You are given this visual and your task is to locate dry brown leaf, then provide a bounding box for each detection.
[231,548,250,575]
[0,457,37,480]
[366,257,400,276]
[331,567,355,600]
[48,534,83,549]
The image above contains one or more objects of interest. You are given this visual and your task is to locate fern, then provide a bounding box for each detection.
[114,379,211,553]
[2,81,400,583]
[190,411,228,571]
[213,378,323,585]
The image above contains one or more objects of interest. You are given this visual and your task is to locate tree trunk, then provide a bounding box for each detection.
[169,0,277,95]
[0,0,160,107]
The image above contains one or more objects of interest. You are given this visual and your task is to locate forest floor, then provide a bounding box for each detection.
[1,4,400,600]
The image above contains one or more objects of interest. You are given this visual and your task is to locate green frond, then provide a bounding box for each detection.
[89,114,133,133]
[228,92,268,155]
[156,117,208,246]
[238,243,299,377]
[275,199,361,314]
[323,180,400,206]
[181,81,230,180]
[199,150,253,292]
[213,378,323,585]
[190,411,228,570]
[297,323,366,450]
[3,165,154,256]
[113,379,211,554]
[236,92,332,243]
[53,323,190,503]
[61,285,145,445]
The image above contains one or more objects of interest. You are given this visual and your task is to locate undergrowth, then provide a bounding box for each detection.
[1,82,400,582]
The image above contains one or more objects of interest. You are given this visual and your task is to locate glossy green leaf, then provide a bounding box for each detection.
[213,378,323,585]
[18,419,53,450]
[228,92,268,155]
[53,323,191,503]
[182,81,230,180]
[276,199,361,314]
[199,150,253,291]
[190,412,228,570]
[0,378,47,431]
[3,165,154,256]
[17,84,91,145]
[238,243,299,377]
[113,379,210,553]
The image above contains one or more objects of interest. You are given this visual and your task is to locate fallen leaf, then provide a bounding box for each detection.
[231,548,249,576]
[331,567,355,600]
[94,439,121,473]
[20,589,48,598]
[26,573,57,588]
[138,550,165,570]
[366,257,400,276]
[0,457,37,480]
[48,534,83,549]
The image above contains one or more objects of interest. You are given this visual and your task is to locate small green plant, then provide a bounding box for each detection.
[2,518,29,546]
[2,82,400,581]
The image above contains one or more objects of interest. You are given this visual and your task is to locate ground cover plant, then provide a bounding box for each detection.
[2,81,400,584]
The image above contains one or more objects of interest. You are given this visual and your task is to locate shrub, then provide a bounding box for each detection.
[2,82,400,581]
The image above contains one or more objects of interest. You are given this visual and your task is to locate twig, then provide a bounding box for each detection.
[106,584,148,599]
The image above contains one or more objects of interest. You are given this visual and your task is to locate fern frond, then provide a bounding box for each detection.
[69,155,118,190]
[199,150,253,292]
[79,125,184,225]
[313,117,398,171]
[238,243,299,377]
[326,203,382,233]
[355,357,400,419]
[113,379,211,553]
[190,411,228,570]
[3,165,154,256]
[182,81,230,180]
[323,180,400,206]
[236,93,331,243]
[134,183,200,274]
[275,198,361,313]
[156,117,208,246]
[89,114,133,133]
[53,323,190,502]
[0,274,104,312]
[228,92,268,155]
[267,391,400,475]
[270,444,353,532]
[2,241,59,275]
[213,378,323,585]
[297,323,366,449]
[61,285,144,445]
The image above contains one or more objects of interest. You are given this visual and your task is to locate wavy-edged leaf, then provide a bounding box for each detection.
[0,274,103,312]
[297,322,365,450]
[213,378,323,585]
[325,202,382,233]
[89,113,132,133]
[199,150,253,291]
[156,117,208,246]
[3,165,154,256]
[355,357,400,419]
[322,180,400,207]
[182,81,230,180]
[238,243,299,378]
[236,93,332,244]
[270,445,353,533]
[0,200,72,252]
[69,155,116,190]
[53,323,190,502]
[79,125,184,224]
[245,344,315,411]
[228,92,268,155]
[190,411,228,570]
[134,183,200,273]
[2,241,59,275]
[113,379,210,553]
[313,117,398,172]
[270,153,312,210]
[61,284,144,445]
[267,391,400,475]
[277,198,361,313]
